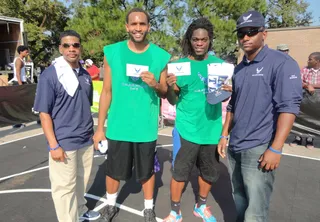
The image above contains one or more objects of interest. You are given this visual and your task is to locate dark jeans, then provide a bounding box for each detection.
[227,144,275,222]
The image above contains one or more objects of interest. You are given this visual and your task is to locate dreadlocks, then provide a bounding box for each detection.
[181,18,214,57]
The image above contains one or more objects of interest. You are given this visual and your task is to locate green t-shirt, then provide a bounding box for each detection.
[175,55,224,144]
[103,40,171,142]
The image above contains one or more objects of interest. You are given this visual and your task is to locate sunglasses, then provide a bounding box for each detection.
[237,28,264,39]
[61,43,81,48]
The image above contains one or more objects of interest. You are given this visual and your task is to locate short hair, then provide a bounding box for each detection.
[126,8,150,24]
[17,45,28,54]
[181,18,214,57]
[310,52,320,61]
[59,30,81,43]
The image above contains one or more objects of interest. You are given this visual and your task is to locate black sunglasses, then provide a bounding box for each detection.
[237,28,264,39]
[61,43,81,48]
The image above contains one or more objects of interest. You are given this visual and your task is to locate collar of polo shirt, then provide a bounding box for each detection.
[243,45,269,64]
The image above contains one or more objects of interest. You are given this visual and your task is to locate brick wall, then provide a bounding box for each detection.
[237,26,320,68]
[266,27,320,68]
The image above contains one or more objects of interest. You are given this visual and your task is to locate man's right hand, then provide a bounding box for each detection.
[166,73,177,87]
[50,147,67,162]
[217,138,228,158]
[93,130,106,150]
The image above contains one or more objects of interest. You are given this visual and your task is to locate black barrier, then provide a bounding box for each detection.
[0,84,38,127]
[293,89,320,137]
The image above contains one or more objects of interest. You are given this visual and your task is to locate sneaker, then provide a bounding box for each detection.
[306,137,314,149]
[193,204,217,222]
[100,205,119,222]
[289,136,302,147]
[79,210,100,221]
[162,210,182,222]
[144,209,157,222]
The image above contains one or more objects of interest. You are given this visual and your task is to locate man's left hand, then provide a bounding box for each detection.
[141,71,157,88]
[259,149,282,171]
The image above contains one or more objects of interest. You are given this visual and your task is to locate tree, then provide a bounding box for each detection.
[67,0,185,63]
[187,0,267,58]
[0,0,69,65]
[267,0,313,28]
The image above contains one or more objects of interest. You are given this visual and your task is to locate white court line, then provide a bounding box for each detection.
[282,152,320,161]
[0,189,163,222]
[0,132,172,146]
[0,166,49,182]
[0,132,44,146]
[0,145,173,182]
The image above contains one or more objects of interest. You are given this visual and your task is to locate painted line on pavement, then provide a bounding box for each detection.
[0,166,49,182]
[0,132,44,146]
[0,189,163,221]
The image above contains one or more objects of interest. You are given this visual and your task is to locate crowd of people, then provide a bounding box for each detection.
[16,6,317,222]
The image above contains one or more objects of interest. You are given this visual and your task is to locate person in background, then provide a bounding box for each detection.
[85,59,100,81]
[290,52,320,149]
[277,44,289,54]
[9,45,29,128]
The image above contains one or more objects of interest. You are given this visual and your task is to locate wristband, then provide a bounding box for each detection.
[268,146,282,154]
[48,144,60,151]
[220,135,229,140]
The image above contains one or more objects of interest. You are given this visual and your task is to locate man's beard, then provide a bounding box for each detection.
[129,32,148,43]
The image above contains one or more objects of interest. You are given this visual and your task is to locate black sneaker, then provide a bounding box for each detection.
[306,137,314,149]
[289,136,302,147]
[144,209,157,222]
[100,205,119,222]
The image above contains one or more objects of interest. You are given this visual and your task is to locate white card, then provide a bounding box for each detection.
[126,64,149,77]
[208,62,234,79]
[207,63,222,75]
[168,62,191,76]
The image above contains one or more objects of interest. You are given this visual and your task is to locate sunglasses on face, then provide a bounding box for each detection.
[237,28,264,39]
[61,43,81,49]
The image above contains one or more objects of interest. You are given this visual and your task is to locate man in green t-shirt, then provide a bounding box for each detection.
[93,8,171,222]
[163,18,230,222]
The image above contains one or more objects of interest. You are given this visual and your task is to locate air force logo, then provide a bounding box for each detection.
[240,13,253,25]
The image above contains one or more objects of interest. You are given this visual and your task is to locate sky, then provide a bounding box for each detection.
[308,0,320,26]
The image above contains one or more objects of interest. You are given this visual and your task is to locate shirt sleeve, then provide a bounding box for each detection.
[33,73,55,114]
[272,58,303,115]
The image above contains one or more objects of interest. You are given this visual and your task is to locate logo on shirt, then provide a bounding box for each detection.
[130,76,140,82]
[256,67,264,74]
[289,74,298,80]
[252,67,264,76]
[84,77,91,85]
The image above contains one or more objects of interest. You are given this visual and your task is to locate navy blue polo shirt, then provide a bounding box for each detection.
[227,45,302,152]
[34,65,94,151]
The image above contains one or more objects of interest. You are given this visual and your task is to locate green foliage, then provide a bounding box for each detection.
[0,0,69,65]
[187,0,268,58]
[267,0,312,28]
[1,0,313,64]
[66,0,185,63]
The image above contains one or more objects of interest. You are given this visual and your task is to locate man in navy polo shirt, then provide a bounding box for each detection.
[217,11,302,222]
[34,30,100,222]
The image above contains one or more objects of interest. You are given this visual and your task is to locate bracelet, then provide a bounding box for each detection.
[220,135,229,140]
[268,146,282,154]
[48,144,60,151]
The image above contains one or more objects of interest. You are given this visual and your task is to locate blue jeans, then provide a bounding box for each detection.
[227,144,275,222]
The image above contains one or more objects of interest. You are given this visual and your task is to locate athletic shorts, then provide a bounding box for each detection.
[105,139,156,182]
[171,127,220,183]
